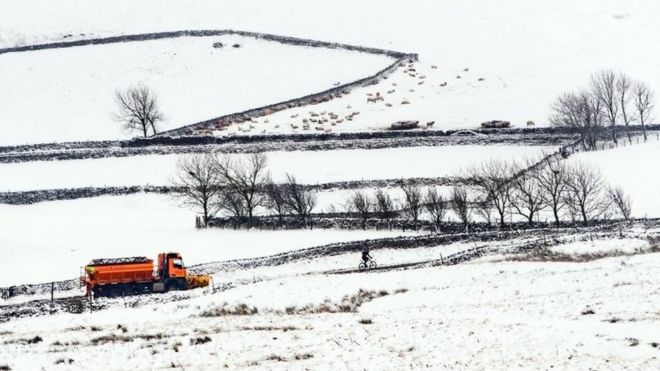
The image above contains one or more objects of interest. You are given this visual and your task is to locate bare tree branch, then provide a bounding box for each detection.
[171,153,222,227]
[113,84,163,137]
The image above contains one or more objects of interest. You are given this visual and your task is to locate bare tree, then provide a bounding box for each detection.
[424,188,447,232]
[535,159,569,225]
[401,185,422,230]
[451,186,471,230]
[375,189,397,230]
[591,70,619,143]
[550,90,603,150]
[219,190,247,227]
[607,186,632,220]
[474,197,494,226]
[172,153,222,227]
[633,81,655,142]
[214,153,269,228]
[466,160,514,227]
[264,180,288,227]
[351,191,372,230]
[282,174,317,227]
[564,163,610,225]
[510,170,545,226]
[616,72,634,141]
[113,84,163,137]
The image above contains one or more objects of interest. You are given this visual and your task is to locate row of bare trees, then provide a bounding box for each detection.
[465,159,632,227]
[550,70,655,150]
[346,186,450,231]
[174,153,632,231]
[173,153,317,228]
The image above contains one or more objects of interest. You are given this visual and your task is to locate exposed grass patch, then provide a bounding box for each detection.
[266,354,285,362]
[283,289,389,315]
[200,303,258,317]
[240,325,298,332]
[4,335,42,345]
[90,334,133,345]
[358,319,373,325]
[263,353,314,363]
[503,241,660,263]
[54,358,74,365]
[190,336,212,345]
[65,326,85,332]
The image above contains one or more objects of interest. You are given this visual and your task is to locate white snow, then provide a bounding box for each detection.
[3,0,660,133]
[0,145,553,192]
[0,194,413,286]
[567,138,660,217]
[1,241,658,370]
[0,35,392,145]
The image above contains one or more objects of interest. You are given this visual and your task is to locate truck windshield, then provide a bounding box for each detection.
[172,258,184,268]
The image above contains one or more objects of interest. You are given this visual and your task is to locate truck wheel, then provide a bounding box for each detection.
[107,287,121,298]
[122,285,136,297]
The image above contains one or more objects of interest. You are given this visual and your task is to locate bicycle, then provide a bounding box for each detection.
[358,258,377,271]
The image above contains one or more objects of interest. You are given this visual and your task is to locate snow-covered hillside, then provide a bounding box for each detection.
[1,237,659,370]
[1,1,659,369]
[3,0,660,131]
[0,194,414,286]
[0,34,392,145]
[0,145,552,192]
[568,139,660,217]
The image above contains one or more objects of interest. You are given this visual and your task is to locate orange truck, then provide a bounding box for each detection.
[82,252,210,298]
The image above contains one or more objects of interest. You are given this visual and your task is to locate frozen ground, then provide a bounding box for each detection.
[3,0,660,133]
[0,34,392,145]
[0,145,552,192]
[0,194,413,286]
[1,237,658,370]
[567,139,660,217]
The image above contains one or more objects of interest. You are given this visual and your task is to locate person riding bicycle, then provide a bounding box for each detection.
[361,248,372,264]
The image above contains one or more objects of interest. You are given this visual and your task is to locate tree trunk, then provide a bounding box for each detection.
[553,206,560,225]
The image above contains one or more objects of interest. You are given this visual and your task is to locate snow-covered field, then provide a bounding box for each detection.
[568,139,660,217]
[3,0,660,132]
[2,1,660,369]
[0,145,552,192]
[0,194,414,286]
[0,34,392,145]
[1,237,659,370]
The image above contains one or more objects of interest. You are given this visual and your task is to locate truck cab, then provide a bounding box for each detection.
[155,252,188,291]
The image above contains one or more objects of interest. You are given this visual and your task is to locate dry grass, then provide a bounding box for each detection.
[358,318,373,325]
[264,353,313,362]
[90,333,168,345]
[54,358,74,365]
[0,365,10,371]
[283,289,390,315]
[200,303,258,317]
[190,336,212,345]
[504,239,660,263]
[4,335,42,345]
[240,325,298,332]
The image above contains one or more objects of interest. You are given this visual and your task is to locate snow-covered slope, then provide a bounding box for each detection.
[1,240,658,370]
[0,34,392,145]
[567,139,660,217]
[3,0,660,132]
[0,145,552,192]
[0,194,414,286]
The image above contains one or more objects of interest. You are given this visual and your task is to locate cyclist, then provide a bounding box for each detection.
[361,248,372,265]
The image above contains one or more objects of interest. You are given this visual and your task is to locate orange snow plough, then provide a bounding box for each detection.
[82,252,210,298]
